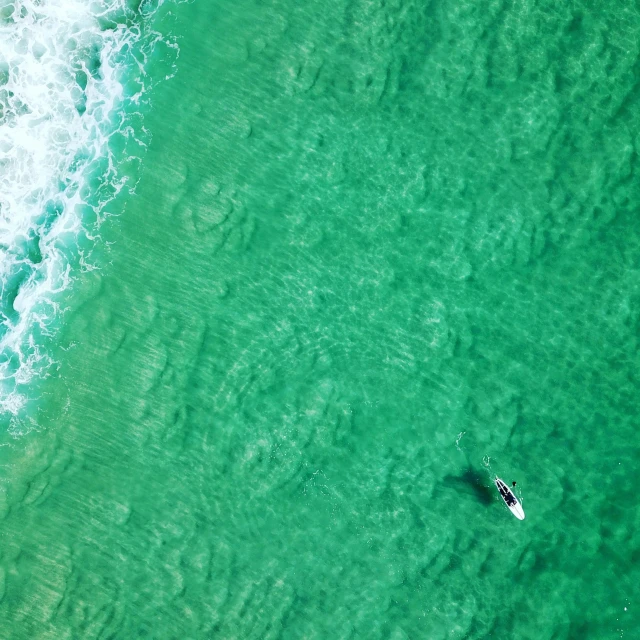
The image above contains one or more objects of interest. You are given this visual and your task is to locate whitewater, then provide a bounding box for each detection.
[0,0,177,430]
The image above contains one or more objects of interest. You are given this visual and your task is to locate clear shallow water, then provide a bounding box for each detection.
[1,0,640,638]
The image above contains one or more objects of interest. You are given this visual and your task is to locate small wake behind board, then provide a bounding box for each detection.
[495,477,525,520]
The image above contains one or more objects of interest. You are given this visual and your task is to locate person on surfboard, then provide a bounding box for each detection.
[497,480,517,506]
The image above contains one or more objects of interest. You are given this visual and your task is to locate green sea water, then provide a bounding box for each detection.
[1,0,640,638]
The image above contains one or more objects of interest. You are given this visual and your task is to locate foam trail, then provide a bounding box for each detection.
[0,0,178,432]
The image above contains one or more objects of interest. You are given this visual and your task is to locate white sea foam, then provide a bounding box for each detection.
[0,0,178,430]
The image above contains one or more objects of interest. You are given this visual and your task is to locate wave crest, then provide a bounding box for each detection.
[0,0,179,429]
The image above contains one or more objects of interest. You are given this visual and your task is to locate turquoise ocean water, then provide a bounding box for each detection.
[0,0,639,638]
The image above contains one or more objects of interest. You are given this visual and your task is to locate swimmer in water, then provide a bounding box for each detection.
[512,482,516,488]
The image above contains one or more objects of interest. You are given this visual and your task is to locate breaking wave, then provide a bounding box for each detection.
[0,0,179,430]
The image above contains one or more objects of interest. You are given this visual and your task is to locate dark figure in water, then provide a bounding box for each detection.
[512,482,517,487]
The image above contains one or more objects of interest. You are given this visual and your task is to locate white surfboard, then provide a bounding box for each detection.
[495,477,525,520]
